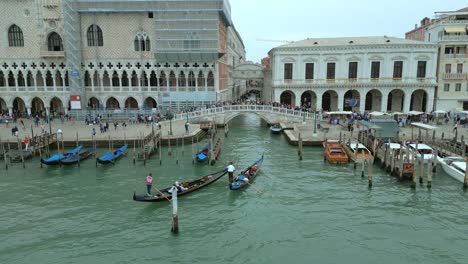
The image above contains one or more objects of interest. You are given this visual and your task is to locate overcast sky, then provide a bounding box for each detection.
[231,0,464,63]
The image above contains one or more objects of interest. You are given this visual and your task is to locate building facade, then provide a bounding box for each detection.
[407,8,468,110]
[269,37,438,113]
[0,0,244,116]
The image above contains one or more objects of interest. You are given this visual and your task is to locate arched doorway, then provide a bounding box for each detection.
[124,97,138,109]
[88,97,100,109]
[322,90,338,111]
[31,97,45,115]
[50,97,64,114]
[343,90,360,111]
[280,90,295,106]
[106,97,120,109]
[301,91,317,111]
[365,89,383,111]
[12,97,26,114]
[144,97,157,109]
[0,97,7,112]
[410,89,428,112]
[387,89,405,112]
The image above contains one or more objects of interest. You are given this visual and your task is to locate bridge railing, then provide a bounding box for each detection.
[171,105,318,122]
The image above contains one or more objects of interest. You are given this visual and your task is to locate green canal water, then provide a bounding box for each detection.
[0,114,467,264]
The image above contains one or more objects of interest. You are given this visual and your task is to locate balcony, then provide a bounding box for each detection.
[444,53,468,59]
[40,50,65,58]
[444,73,468,80]
[441,35,468,42]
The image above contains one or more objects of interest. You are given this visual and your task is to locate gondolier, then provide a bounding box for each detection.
[227,162,235,189]
[146,173,153,195]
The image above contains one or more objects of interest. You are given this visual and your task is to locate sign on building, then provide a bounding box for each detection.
[70,95,82,110]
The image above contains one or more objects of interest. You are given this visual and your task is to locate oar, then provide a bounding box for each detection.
[153,186,172,203]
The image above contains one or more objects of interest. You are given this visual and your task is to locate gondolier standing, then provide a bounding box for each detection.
[227,162,235,189]
[146,173,153,195]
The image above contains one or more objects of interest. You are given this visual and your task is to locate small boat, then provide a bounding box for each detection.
[60,148,95,165]
[133,168,228,202]
[195,143,210,162]
[343,142,374,163]
[377,143,414,178]
[270,124,283,134]
[97,144,128,164]
[230,155,264,190]
[407,143,434,163]
[323,140,348,164]
[41,146,83,166]
[437,156,466,183]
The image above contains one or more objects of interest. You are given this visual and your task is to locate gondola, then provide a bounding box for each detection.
[195,143,210,162]
[96,144,128,164]
[270,124,283,134]
[230,155,264,190]
[133,168,228,202]
[41,146,83,166]
[60,148,95,165]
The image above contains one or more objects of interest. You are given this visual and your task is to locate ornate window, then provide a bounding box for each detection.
[47,32,63,51]
[8,25,24,47]
[134,33,151,51]
[87,24,103,47]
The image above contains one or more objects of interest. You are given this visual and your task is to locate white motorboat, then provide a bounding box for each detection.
[407,143,434,163]
[437,156,466,183]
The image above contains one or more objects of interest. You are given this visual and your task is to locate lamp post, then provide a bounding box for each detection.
[186,100,189,123]
[167,109,173,136]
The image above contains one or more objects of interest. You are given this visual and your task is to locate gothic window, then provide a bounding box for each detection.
[8,25,24,47]
[87,24,103,47]
[134,37,140,51]
[47,32,63,51]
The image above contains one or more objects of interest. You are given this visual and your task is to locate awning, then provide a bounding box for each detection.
[411,122,438,131]
[326,111,352,115]
[369,111,385,116]
[407,111,424,116]
[444,26,467,33]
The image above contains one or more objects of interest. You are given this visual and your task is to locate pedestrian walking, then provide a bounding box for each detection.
[453,122,458,133]
[146,173,153,195]
[92,128,96,137]
[185,122,189,134]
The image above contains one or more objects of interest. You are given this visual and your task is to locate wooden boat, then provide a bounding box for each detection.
[195,143,210,162]
[323,140,348,164]
[343,142,374,163]
[407,143,434,163]
[8,149,33,160]
[41,146,83,166]
[133,168,228,202]
[230,155,264,190]
[437,156,466,183]
[270,124,283,134]
[60,148,95,165]
[97,144,128,164]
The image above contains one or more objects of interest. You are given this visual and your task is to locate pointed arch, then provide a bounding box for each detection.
[50,97,64,113]
[8,71,15,87]
[144,97,157,109]
[45,70,53,87]
[131,71,138,86]
[150,71,157,86]
[207,71,214,87]
[178,71,186,87]
[55,71,63,87]
[112,71,119,87]
[0,71,5,86]
[47,32,63,51]
[106,97,120,109]
[134,36,140,51]
[159,71,167,87]
[102,71,110,86]
[169,71,176,87]
[8,24,24,47]
[188,71,196,89]
[26,71,33,86]
[197,71,205,89]
[13,97,26,113]
[84,70,91,86]
[87,24,103,47]
[17,71,25,86]
[121,71,129,86]
[36,71,44,87]
[31,97,45,114]
[88,97,100,110]
[124,97,138,109]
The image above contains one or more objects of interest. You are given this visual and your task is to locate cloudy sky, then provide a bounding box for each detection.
[231,0,464,63]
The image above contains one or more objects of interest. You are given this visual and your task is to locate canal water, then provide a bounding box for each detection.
[0,114,467,264]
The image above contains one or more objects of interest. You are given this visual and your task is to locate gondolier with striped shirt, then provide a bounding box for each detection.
[146,173,153,195]
[226,162,235,189]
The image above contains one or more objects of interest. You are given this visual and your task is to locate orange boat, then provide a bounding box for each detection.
[323,140,349,164]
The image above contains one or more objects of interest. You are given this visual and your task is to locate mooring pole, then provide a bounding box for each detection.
[427,155,432,189]
[361,159,365,178]
[176,137,179,165]
[168,132,172,156]
[2,139,7,170]
[133,139,136,165]
[368,159,373,188]
[464,158,468,189]
[159,134,162,165]
[170,186,179,234]
[411,157,417,189]
[419,155,424,185]
[191,136,195,165]
[18,136,25,169]
[298,133,303,161]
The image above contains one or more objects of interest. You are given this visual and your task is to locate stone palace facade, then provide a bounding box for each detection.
[0,0,245,116]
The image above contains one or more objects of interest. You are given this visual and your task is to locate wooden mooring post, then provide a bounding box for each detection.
[464,158,468,189]
[298,133,303,161]
[419,155,424,185]
[368,159,373,188]
[2,139,7,170]
[427,155,433,189]
[191,136,195,164]
[17,136,25,169]
[176,138,179,165]
[168,132,172,156]
[361,159,365,178]
[159,134,162,165]
[133,139,136,165]
[398,147,404,180]
[170,186,179,234]
[411,156,417,189]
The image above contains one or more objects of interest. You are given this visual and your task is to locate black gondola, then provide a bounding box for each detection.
[133,169,227,202]
[60,148,95,165]
[230,155,264,190]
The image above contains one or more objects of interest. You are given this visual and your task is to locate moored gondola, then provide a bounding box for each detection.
[60,148,95,165]
[97,144,128,164]
[230,155,264,190]
[41,146,83,166]
[133,168,227,202]
[195,143,210,162]
[270,124,283,134]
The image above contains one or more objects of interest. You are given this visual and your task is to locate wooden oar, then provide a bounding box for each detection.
[153,186,172,203]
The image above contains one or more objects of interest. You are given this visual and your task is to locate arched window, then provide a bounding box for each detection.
[47,32,63,51]
[145,37,151,51]
[87,24,103,47]
[134,37,140,51]
[17,71,25,86]
[8,25,24,47]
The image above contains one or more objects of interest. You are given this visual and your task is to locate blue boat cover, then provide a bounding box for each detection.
[197,153,207,160]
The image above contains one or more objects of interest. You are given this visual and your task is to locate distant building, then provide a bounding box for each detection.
[407,7,468,110]
[269,36,438,113]
[0,0,245,116]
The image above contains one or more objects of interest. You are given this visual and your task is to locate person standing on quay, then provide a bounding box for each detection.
[226,162,235,189]
[23,137,29,150]
[146,173,153,195]
[185,122,189,134]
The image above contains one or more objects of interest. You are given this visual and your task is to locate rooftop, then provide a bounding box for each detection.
[276,36,428,49]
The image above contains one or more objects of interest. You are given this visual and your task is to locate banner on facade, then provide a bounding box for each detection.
[345,99,360,107]
[70,95,82,110]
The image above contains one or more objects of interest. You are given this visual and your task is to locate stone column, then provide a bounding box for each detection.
[8,107,13,116]
[403,90,412,113]
[315,91,323,112]
[426,87,435,112]
[27,107,31,116]
[90,73,95,92]
[381,92,389,112]
[118,72,122,92]
[33,72,38,92]
[295,92,302,108]
[52,73,57,91]
[14,72,19,91]
[337,91,345,111]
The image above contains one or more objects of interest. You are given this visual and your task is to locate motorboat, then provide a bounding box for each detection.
[270,124,283,134]
[407,143,434,163]
[343,142,374,163]
[437,156,466,183]
[323,140,349,164]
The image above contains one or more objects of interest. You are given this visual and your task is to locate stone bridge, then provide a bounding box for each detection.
[172,105,317,125]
